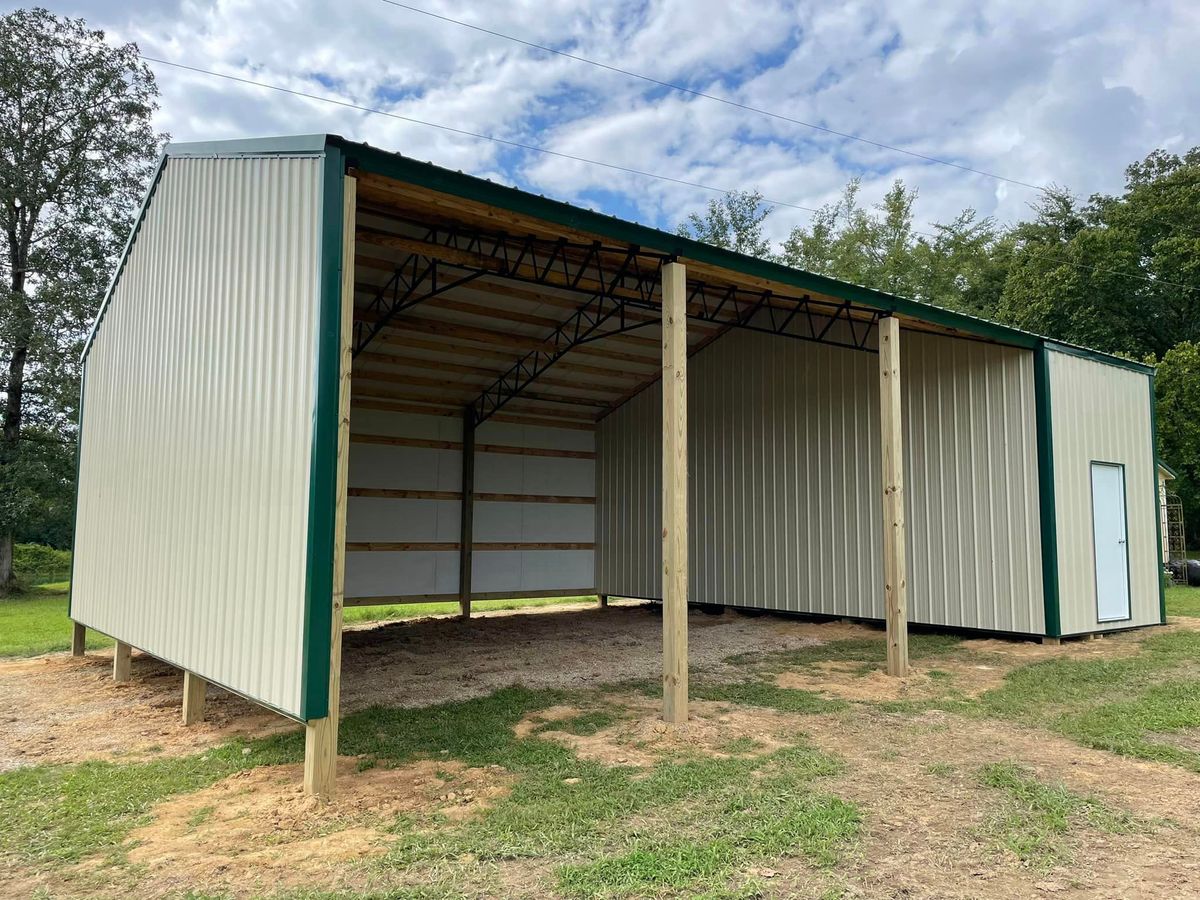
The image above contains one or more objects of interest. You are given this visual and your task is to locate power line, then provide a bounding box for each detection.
[141,55,1200,294]
[142,56,820,213]
[377,0,1050,193]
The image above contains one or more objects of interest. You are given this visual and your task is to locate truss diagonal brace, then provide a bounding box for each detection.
[353,256,484,357]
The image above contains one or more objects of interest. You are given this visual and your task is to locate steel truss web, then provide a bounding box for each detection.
[353,219,882,424]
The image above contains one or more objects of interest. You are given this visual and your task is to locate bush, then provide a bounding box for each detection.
[12,543,72,586]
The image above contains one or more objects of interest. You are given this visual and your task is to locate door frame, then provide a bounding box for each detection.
[1089,459,1133,624]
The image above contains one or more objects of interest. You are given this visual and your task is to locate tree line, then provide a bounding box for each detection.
[679,155,1200,546]
[2,7,1199,594]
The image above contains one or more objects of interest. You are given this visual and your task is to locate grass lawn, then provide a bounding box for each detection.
[0,585,595,658]
[3,587,1200,896]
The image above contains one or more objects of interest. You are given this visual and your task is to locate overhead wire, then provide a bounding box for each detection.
[141,55,1200,294]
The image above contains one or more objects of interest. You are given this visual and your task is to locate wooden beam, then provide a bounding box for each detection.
[182,671,206,725]
[304,175,356,800]
[346,541,596,552]
[71,622,85,657]
[350,397,598,431]
[113,641,132,682]
[878,315,909,677]
[661,261,689,724]
[347,487,595,504]
[344,588,597,607]
[349,432,596,459]
[459,406,476,620]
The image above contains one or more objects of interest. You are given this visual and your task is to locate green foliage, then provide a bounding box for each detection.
[977,762,1146,867]
[12,542,71,584]
[676,190,773,259]
[1156,342,1200,544]
[0,8,162,591]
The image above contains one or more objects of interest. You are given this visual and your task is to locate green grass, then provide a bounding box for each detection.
[0,586,112,657]
[0,740,293,866]
[1166,584,1200,617]
[342,594,596,623]
[977,762,1147,867]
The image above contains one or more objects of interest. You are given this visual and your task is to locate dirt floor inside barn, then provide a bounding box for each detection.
[5,600,1200,899]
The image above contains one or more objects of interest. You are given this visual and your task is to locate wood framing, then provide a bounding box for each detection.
[459,405,476,619]
[304,175,356,799]
[878,315,910,676]
[182,671,207,725]
[71,622,86,657]
[661,261,689,723]
[113,641,132,682]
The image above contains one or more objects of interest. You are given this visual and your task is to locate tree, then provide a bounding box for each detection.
[778,178,1001,311]
[1155,342,1200,548]
[0,8,160,593]
[677,190,773,259]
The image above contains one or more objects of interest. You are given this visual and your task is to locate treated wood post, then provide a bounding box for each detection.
[661,261,689,723]
[113,641,132,682]
[71,622,86,657]
[182,671,207,725]
[878,315,909,676]
[459,405,476,620]
[304,175,356,800]
[598,594,609,608]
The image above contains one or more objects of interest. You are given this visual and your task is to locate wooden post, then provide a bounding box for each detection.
[878,315,909,677]
[182,671,207,725]
[661,261,689,723]
[598,594,609,608]
[459,405,476,620]
[304,175,356,800]
[113,641,132,682]
[71,622,86,657]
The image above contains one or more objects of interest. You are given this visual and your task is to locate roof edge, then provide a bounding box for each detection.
[166,134,328,158]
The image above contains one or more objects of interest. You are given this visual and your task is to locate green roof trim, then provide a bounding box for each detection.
[1157,460,1178,479]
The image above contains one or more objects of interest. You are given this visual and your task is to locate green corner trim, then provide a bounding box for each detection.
[1150,373,1167,624]
[1034,343,1062,637]
[299,147,346,721]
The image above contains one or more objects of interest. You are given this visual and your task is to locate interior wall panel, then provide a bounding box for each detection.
[71,155,323,718]
[596,328,1045,633]
[344,406,596,600]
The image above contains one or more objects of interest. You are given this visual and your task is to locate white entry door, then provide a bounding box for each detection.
[1091,462,1131,622]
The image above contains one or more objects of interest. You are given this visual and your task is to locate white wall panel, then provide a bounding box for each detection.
[1048,350,1159,633]
[72,155,323,718]
[597,328,1045,632]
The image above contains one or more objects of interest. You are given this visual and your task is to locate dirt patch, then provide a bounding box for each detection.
[118,757,511,897]
[0,652,293,772]
[790,708,1200,899]
[518,696,799,767]
[776,659,1012,701]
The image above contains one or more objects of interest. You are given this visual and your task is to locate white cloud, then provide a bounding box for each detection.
[48,0,1200,241]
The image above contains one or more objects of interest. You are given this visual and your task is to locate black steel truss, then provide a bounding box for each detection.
[352,219,883,423]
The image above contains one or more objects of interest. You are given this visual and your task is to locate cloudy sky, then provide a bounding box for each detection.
[40,0,1200,244]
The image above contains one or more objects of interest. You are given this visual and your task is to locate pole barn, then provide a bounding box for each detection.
[68,135,1165,797]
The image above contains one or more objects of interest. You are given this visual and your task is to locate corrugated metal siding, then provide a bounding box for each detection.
[72,155,323,718]
[596,328,1044,632]
[345,406,595,599]
[1048,350,1158,633]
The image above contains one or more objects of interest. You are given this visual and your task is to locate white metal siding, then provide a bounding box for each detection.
[596,328,1044,632]
[345,405,595,599]
[1048,350,1159,634]
[72,155,323,718]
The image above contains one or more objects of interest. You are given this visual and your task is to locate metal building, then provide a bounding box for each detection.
[69,134,1165,796]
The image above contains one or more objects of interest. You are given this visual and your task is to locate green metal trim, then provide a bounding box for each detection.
[1158,459,1178,479]
[66,359,87,620]
[81,154,170,362]
[1042,340,1155,376]
[299,147,346,722]
[165,134,328,158]
[1034,343,1062,637]
[1150,373,1167,624]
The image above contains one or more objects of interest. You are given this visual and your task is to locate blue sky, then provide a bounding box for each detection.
[39,0,1200,244]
